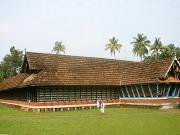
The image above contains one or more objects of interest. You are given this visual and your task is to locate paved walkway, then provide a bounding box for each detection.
[0,98,179,112]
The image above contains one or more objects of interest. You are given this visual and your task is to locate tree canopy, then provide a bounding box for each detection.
[0,46,23,80]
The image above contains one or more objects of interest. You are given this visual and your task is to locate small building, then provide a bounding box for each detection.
[0,52,180,108]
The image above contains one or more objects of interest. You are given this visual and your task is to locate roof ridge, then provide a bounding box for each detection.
[26,51,139,63]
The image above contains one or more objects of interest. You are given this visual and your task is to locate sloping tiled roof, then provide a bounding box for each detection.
[0,73,31,91]
[0,52,176,91]
[24,52,174,85]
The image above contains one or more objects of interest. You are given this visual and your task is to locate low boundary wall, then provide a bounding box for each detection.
[0,98,179,112]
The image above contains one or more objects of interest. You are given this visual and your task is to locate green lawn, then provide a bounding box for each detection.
[0,105,180,135]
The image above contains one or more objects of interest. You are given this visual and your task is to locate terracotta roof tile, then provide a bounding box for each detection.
[23,52,174,86]
[0,73,31,91]
[0,52,175,90]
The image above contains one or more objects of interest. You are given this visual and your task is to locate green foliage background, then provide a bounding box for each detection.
[0,46,23,80]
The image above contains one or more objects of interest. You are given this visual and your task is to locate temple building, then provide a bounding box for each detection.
[0,52,180,109]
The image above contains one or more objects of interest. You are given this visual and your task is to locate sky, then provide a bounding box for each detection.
[0,0,180,61]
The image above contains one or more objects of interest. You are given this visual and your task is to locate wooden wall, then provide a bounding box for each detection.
[0,83,179,102]
[37,86,119,102]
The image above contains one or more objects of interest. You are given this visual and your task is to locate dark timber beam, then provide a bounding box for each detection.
[86,87,88,101]
[148,83,153,98]
[50,89,52,102]
[175,84,180,97]
[162,83,167,97]
[177,86,180,97]
[105,87,108,100]
[90,86,93,100]
[140,84,146,97]
[80,86,82,100]
[130,85,135,98]
[172,83,177,97]
[135,85,140,98]
[120,87,125,98]
[156,83,159,98]
[118,87,120,99]
[63,86,65,102]
[101,86,102,100]
[166,83,171,97]
[68,87,71,101]
[125,86,130,98]
[96,87,97,100]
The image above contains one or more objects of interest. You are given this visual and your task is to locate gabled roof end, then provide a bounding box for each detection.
[163,56,180,78]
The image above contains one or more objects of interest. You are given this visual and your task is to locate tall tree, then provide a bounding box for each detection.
[52,41,66,54]
[0,46,23,80]
[131,33,150,60]
[160,44,176,58]
[0,64,4,80]
[105,37,122,57]
[175,47,180,58]
[150,38,165,59]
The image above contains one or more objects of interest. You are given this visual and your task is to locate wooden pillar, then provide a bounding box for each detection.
[35,87,38,102]
[25,89,27,101]
[177,85,180,97]
[118,87,120,99]
[166,83,171,97]
[125,86,130,98]
[68,87,70,101]
[156,83,159,98]
[162,83,166,97]
[101,86,103,100]
[63,86,65,102]
[80,86,82,100]
[172,83,177,97]
[86,86,88,101]
[135,85,140,98]
[120,87,125,98]
[57,88,59,102]
[74,86,77,101]
[31,88,33,102]
[130,85,135,98]
[106,87,108,100]
[33,88,35,102]
[140,84,146,98]
[43,87,46,102]
[148,83,153,98]
[96,86,98,100]
[50,88,52,102]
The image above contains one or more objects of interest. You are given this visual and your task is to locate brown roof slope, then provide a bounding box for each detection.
[0,52,175,91]
[24,52,174,86]
[0,73,31,91]
[26,52,59,71]
[131,57,174,84]
[24,52,137,85]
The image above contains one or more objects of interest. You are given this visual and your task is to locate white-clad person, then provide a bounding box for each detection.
[97,99,105,114]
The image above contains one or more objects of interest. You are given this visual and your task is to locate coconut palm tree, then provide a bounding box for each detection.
[52,41,66,54]
[131,33,150,60]
[160,44,176,58]
[105,37,122,57]
[150,38,165,59]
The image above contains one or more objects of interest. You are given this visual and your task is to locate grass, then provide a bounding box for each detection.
[0,105,180,135]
